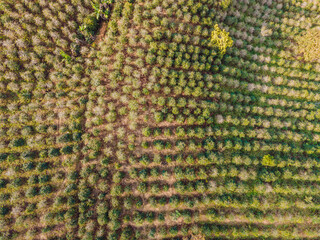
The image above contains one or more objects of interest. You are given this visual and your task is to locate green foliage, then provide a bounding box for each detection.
[0,206,9,216]
[48,148,60,158]
[40,185,53,195]
[78,187,92,201]
[21,151,36,161]
[137,182,147,193]
[79,0,114,42]
[79,14,99,42]
[91,1,109,20]
[60,50,71,63]
[112,171,124,183]
[120,226,134,240]
[37,162,49,172]
[2,0,320,238]
[26,187,38,198]
[11,138,26,147]
[0,179,6,189]
[154,112,164,123]
[58,133,73,143]
[142,127,151,137]
[61,145,74,154]
[259,169,279,182]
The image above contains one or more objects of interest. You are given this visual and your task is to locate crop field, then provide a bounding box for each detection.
[1,0,320,239]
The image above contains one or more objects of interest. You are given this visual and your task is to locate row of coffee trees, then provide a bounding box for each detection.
[0,0,103,239]
[81,0,320,239]
[2,0,320,239]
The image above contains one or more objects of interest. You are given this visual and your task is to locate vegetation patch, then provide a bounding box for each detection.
[79,0,115,42]
[2,0,320,239]
[261,154,276,167]
[295,28,320,62]
[220,0,232,10]
[210,24,233,57]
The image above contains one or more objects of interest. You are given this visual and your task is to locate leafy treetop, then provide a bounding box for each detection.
[220,0,232,10]
[262,154,276,167]
[210,24,233,57]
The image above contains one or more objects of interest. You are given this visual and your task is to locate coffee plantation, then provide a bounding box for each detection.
[1,0,320,239]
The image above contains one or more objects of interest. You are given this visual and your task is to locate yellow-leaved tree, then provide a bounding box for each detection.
[220,0,232,10]
[210,24,233,57]
[295,28,320,62]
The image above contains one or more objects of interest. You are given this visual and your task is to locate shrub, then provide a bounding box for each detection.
[137,182,147,193]
[48,148,60,157]
[0,179,7,189]
[220,0,232,10]
[12,177,22,187]
[154,112,164,123]
[39,174,50,184]
[78,187,91,201]
[112,171,124,183]
[0,206,9,216]
[26,187,38,198]
[79,14,99,41]
[142,127,151,137]
[61,145,73,154]
[21,151,36,161]
[110,185,122,196]
[60,50,71,63]
[37,162,49,172]
[120,226,134,240]
[58,133,73,143]
[11,138,26,147]
[0,154,7,162]
[40,185,52,195]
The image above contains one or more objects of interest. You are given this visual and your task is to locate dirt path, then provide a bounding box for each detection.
[94,21,108,45]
